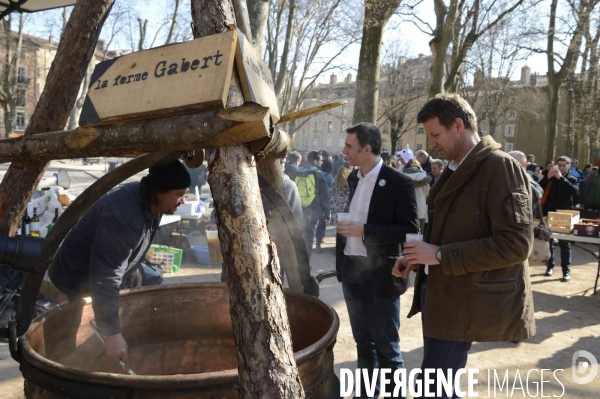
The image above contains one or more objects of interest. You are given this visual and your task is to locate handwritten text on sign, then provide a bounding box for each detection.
[235,31,280,122]
[80,30,237,126]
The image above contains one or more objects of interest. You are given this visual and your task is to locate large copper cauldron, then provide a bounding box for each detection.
[16,283,340,398]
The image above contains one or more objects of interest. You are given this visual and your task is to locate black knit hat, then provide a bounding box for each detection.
[146,161,191,190]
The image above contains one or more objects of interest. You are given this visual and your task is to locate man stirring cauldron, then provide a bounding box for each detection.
[49,160,190,369]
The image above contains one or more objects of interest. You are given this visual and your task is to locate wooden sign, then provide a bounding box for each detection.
[235,31,280,123]
[79,30,238,126]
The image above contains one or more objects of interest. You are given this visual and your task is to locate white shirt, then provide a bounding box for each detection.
[344,159,384,257]
[447,143,478,171]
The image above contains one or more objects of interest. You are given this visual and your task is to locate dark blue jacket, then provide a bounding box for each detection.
[49,179,160,335]
[336,163,419,297]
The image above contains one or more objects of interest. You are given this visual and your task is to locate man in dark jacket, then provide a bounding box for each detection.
[540,156,580,281]
[336,123,418,398]
[284,150,302,181]
[49,161,190,369]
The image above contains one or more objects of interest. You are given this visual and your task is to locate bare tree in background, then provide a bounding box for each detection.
[572,8,600,163]
[459,12,533,141]
[0,13,26,138]
[378,46,428,154]
[401,0,529,98]
[266,0,360,136]
[248,0,270,54]
[539,0,599,161]
[352,0,403,124]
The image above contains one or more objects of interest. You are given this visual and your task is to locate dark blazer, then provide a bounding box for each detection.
[336,163,419,298]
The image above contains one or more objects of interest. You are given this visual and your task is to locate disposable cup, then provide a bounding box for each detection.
[406,233,423,243]
[337,212,351,222]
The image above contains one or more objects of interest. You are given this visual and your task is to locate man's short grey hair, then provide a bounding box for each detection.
[431,159,444,168]
[415,150,429,158]
[508,151,527,164]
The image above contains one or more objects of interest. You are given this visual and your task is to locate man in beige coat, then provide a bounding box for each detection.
[393,94,535,398]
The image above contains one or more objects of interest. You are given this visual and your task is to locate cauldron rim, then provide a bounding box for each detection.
[20,282,340,389]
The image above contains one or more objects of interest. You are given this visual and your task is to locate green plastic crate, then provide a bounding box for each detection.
[146,244,182,273]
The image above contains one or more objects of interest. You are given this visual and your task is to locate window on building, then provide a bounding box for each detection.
[417,127,424,134]
[416,144,423,151]
[506,110,517,120]
[314,121,318,132]
[20,48,26,59]
[326,136,332,147]
[341,121,346,132]
[17,67,26,83]
[312,136,319,149]
[339,136,345,149]
[342,105,346,116]
[302,128,306,136]
[504,125,515,137]
[504,143,514,152]
[328,121,333,132]
[15,90,26,107]
[16,111,26,130]
[508,96,517,106]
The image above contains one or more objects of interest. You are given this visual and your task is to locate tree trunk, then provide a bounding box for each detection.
[247,0,270,54]
[66,59,94,131]
[353,0,402,124]
[545,82,560,162]
[0,0,115,237]
[544,0,591,161]
[191,1,305,397]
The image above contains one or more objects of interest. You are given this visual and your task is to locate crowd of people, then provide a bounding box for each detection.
[48,92,592,398]
[282,139,448,261]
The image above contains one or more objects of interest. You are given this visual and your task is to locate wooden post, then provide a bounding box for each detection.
[232,0,313,295]
[191,1,305,397]
[0,0,115,236]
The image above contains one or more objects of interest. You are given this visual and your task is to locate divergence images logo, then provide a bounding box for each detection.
[572,350,598,385]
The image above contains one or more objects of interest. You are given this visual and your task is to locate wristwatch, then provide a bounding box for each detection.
[436,248,442,263]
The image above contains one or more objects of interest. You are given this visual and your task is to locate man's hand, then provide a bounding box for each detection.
[392,257,417,278]
[336,221,364,237]
[104,333,130,370]
[403,241,440,266]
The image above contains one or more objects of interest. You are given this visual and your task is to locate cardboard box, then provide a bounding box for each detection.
[573,219,600,237]
[547,210,580,233]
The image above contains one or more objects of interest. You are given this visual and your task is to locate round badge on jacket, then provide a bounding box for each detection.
[378,179,386,187]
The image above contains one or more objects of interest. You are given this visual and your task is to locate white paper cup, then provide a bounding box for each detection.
[337,212,351,222]
[205,230,218,239]
[406,233,423,243]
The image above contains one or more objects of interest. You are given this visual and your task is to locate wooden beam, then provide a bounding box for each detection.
[0,104,270,163]
[276,100,347,125]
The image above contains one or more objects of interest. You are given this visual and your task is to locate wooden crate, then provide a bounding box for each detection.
[547,210,580,233]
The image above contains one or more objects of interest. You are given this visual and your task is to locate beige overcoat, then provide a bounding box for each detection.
[408,136,536,342]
